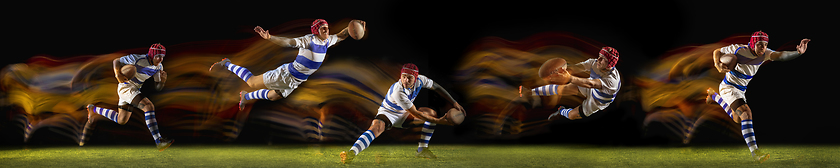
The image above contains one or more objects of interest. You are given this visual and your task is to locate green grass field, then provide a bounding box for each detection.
[1,144,837,167]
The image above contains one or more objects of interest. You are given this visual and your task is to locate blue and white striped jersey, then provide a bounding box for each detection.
[577,58,621,105]
[378,75,435,114]
[289,34,341,81]
[119,54,162,88]
[719,44,775,91]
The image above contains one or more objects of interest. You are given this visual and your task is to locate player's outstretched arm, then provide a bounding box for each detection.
[769,38,810,61]
[254,26,297,47]
[335,20,365,41]
[430,83,464,112]
[569,76,602,90]
[406,105,447,124]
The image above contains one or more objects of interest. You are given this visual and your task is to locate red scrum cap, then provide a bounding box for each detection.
[401,63,419,80]
[311,19,328,35]
[148,43,166,58]
[749,31,769,49]
[599,47,619,68]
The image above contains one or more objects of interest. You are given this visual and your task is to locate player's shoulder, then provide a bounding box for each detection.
[607,68,621,81]
[296,34,315,42]
[720,44,747,54]
[120,54,146,64]
[417,74,430,80]
[123,53,145,58]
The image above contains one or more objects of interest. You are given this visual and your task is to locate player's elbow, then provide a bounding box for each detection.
[713,48,722,55]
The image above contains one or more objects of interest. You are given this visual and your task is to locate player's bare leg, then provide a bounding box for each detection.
[80,104,132,146]
[342,119,386,164]
[132,96,173,152]
[732,103,768,163]
[244,74,267,89]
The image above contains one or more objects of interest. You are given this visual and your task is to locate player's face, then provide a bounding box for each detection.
[152,54,164,65]
[400,74,416,88]
[753,41,768,56]
[595,54,610,71]
[317,25,329,40]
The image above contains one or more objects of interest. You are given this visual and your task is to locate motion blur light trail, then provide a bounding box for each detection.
[453,32,615,138]
[0,19,414,144]
[3,26,805,145]
[632,35,784,144]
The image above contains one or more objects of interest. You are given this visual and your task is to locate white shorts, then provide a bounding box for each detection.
[262,63,303,97]
[117,83,142,106]
[376,109,410,129]
[718,81,747,105]
[576,86,607,117]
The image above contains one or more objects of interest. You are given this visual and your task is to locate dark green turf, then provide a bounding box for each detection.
[1,144,837,167]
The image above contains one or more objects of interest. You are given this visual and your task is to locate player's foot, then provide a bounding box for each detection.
[519,86,532,98]
[547,106,566,121]
[238,91,248,111]
[209,58,231,72]
[340,151,356,164]
[156,138,174,152]
[415,147,437,159]
[751,149,770,163]
[705,88,717,104]
[80,104,96,146]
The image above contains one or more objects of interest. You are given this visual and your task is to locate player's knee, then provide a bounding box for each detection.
[116,118,129,125]
[116,113,130,125]
[267,93,283,101]
[140,101,155,112]
[370,119,386,135]
[738,107,753,120]
[567,110,582,120]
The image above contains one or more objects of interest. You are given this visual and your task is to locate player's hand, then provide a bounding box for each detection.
[254,26,271,39]
[158,70,167,82]
[435,116,456,126]
[797,39,810,54]
[716,62,731,73]
[558,69,572,84]
[452,102,465,116]
[115,72,129,83]
[352,20,366,29]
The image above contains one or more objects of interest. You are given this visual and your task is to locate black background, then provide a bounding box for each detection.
[7,1,836,144]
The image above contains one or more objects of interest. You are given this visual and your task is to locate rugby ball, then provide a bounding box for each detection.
[444,108,465,125]
[719,54,737,71]
[121,65,136,78]
[538,58,571,84]
[348,20,365,40]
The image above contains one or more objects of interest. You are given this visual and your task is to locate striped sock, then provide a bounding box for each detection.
[418,121,436,152]
[224,62,253,82]
[531,84,560,96]
[557,107,572,119]
[144,111,162,144]
[741,119,759,153]
[91,106,120,122]
[243,89,271,100]
[710,92,735,119]
[349,130,376,155]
